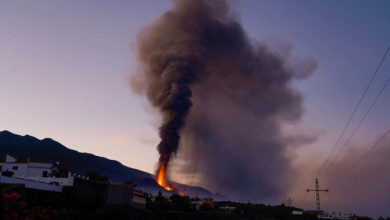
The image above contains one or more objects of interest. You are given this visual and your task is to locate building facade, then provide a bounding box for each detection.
[0,154,74,191]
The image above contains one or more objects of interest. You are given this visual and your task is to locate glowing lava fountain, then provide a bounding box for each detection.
[156,164,173,191]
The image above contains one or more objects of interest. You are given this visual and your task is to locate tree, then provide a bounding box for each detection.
[123,180,137,188]
[51,164,69,178]
[85,171,108,182]
[170,194,191,211]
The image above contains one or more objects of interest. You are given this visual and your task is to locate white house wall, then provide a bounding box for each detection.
[0,176,62,192]
[25,167,52,177]
[0,162,53,178]
[26,176,74,186]
[28,162,52,169]
[133,195,146,205]
[1,162,74,187]
[5,155,16,162]
[0,163,28,177]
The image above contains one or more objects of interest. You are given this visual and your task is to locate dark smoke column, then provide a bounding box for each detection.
[136,0,207,187]
[150,54,203,188]
[134,0,316,199]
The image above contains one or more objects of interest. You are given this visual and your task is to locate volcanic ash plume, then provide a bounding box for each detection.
[133,0,316,200]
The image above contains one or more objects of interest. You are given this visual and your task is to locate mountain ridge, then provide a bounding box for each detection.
[0,130,225,199]
[0,130,151,181]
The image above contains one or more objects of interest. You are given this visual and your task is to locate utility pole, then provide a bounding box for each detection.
[306,178,328,215]
[286,197,293,207]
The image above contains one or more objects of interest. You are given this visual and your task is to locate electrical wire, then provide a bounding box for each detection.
[329,130,390,189]
[323,74,390,176]
[316,45,390,178]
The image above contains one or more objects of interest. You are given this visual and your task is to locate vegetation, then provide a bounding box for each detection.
[85,171,108,182]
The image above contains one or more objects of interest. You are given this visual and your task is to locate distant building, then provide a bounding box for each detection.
[0,154,74,192]
[191,200,203,210]
[292,210,303,215]
[319,211,354,220]
[70,178,146,208]
[191,197,214,210]
[1,154,146,208]
[203,198,214,208]
[304,210,354,220]
[106,184,146,208]
[219,205,236,214]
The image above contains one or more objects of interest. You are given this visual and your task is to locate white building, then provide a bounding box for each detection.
[0,154,74,192]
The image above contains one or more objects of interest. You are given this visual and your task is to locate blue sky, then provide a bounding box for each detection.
[1,0,390,213]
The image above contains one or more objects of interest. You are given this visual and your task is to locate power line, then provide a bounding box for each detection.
[329,130,390,189]
[316,45,390,178]
[323,73,390,175]
[301,44,390,207]
[306,178,329,214]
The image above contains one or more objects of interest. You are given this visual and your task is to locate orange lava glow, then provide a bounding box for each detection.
[156,164,173,191]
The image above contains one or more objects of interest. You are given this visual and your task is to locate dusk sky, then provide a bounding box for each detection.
[1,0,390,216]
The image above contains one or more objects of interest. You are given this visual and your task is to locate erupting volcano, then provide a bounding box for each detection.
[156,164,172,191]
[135,0,205,188]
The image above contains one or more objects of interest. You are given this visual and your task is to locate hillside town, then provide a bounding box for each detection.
[0,154,146,207]
[0,154,383,220]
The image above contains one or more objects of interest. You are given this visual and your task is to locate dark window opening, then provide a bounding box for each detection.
[12,166,18,170]
[43,171,48,177]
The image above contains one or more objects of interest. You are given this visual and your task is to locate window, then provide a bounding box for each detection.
[42,171,48,177]
[12,166,18,170]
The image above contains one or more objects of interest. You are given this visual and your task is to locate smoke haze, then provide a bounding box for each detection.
[133,0,316,202]
[292,136,390,217]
